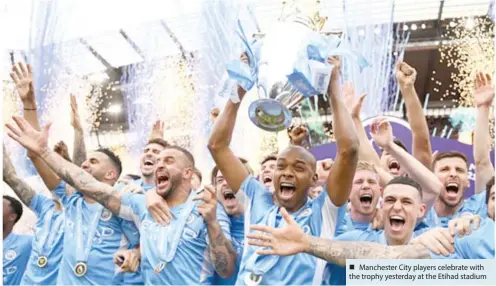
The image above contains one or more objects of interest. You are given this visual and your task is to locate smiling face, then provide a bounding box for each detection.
[433,157,469,208]
[273,146,317,212]
[259,158,277,192]
[140,143,166,177]
[154,148,193,198]
[382,183,425,245]
[350,169,381,217]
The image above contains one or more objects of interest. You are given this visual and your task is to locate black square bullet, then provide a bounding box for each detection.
[349,264,354,270]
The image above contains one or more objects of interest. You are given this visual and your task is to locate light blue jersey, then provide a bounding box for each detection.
[121,190,232,285]
[236,175,347,285]
[213,214,245,285]
[337,213,371,235]
[112,178,155,285]
[21,194,64,285]
[430,217,494,259]
[3,233,33,285]
[53,182,140,285]
[424,192,488,228]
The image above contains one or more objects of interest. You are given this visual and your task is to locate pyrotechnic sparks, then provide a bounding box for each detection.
[439,16,494,108]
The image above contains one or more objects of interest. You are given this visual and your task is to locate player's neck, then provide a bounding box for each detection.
[386,232,412,246]
[434,199,462,217]
[141,174,154,185]
[3,225,13,240]
[166,183,192,208]
[350,208,374,224]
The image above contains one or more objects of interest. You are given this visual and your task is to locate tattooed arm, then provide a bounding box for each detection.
[39,148,122,214]
[3,146,35,206]
[305,236,431,266]
[207,222,237,278]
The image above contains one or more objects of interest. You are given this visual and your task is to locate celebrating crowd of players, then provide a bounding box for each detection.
[2,56,495,286]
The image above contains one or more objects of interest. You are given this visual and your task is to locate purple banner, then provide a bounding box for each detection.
[310,116,495,198]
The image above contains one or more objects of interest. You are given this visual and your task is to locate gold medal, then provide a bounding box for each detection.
[154,262,166,275]
[37,256,48,268]
[74,262,88,277]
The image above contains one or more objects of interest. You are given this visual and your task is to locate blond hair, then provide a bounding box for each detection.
[356,161,378,174]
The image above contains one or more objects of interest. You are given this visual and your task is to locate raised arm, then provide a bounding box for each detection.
[325,57,359,206]
[5,116,122,215]
[342,82,393,186]
[396,61,433,169]
[473,72,495,193]
[70,94,87,166]
[207,86,250,192]
[10,62,40,130]
[149,120,165,141]
[247,207,430,267]
[10,62,62,190]
[195,186,237,278]
[370,117,443,211]
[3,145,36,206]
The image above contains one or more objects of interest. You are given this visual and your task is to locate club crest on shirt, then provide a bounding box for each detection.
[182,228,198,239]
[298,208,312,218]
[101,209,112,221]
[5,250,17,261]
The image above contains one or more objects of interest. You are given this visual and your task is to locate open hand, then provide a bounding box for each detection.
[247,207,308,256]
[150,120,165,140]
[5,116,51,156]
[370,117,394,150]
[10,62,35,105]
[473,72,494,108]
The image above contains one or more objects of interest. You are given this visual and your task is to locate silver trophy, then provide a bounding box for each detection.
[246,5,331,132]
[248,81,305,132]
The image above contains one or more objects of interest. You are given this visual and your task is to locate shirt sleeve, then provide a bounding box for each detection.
[29,193,55,217]
[312,187,348,238]
[119,219,141,247]
[121,192,147,218]
[463,192,488,217]
[52,181,81,206]
[240,175,274,224]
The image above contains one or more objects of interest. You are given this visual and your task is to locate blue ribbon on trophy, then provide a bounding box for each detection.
[226,15,371,133]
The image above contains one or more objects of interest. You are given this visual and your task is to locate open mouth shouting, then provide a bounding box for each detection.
[388,160,401,175]
[142,156,156,169]
[222,189,238,208]
[445,181,460,200]
[262,175,273,187]
[279,182,297,200]
[359,193,373,208]
[155,170,170,189]
[389,215,406,232]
